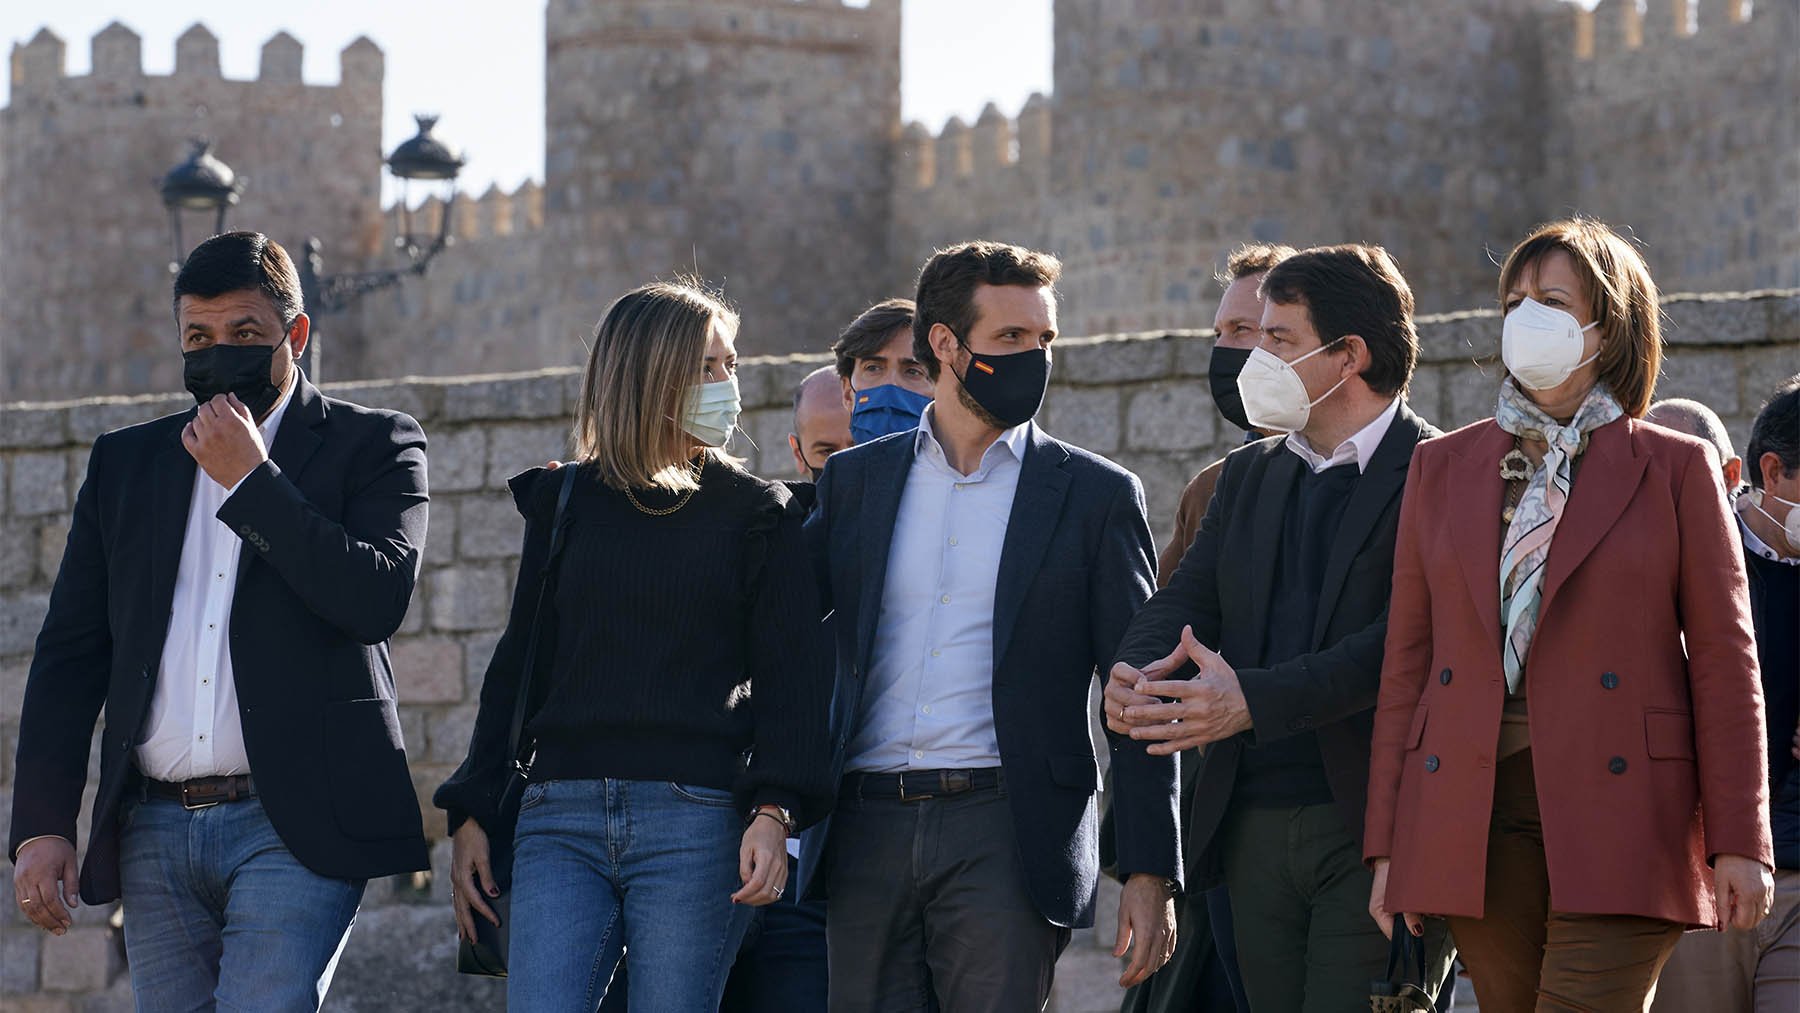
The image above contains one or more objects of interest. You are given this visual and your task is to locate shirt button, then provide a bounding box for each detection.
[913,750,924,759]
[940,595,951,604]
[197,734,206,741]
[922,705,933,715]
[948,537,959,546]
[931,649,941,657]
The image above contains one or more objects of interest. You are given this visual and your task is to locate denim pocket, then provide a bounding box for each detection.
[518,779,551,812]
[669,782,736,807]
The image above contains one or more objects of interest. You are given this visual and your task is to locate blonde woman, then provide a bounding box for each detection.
[436,281,834,1010]
[1364,219,1774,1010]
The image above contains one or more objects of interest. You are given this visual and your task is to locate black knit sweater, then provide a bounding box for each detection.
[435,460,835,834]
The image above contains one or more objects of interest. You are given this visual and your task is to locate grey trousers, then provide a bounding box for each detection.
[823,784,1071,1012]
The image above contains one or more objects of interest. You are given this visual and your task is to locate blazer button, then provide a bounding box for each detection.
[1601,671,1619,690]
[1608,756,1628,775]
[1424,755,1440,773]
[1439,667,1452,686]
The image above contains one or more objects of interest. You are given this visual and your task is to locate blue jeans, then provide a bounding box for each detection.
[508,778,757,1012]
[117,794,364,1012]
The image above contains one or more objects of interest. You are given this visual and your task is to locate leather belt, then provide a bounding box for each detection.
[841,767,1004,803]
[145,774,256,811]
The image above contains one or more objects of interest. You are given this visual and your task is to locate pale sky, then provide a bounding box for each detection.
[0,0,1055,203]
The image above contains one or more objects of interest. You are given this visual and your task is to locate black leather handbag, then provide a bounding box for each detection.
[1368,921,1436,1012]
[456,464,578,977]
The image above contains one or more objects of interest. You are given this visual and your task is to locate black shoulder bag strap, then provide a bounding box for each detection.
[506,463,579,778]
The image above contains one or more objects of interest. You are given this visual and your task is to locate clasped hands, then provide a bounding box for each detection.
[1105,624,1251,754]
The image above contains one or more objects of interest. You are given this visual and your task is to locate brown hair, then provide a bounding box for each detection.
[571,280,740,492]
[831,298,916,379]
[1497,217,1662,418]
[912,240,1062,381]
[1260,244,1418,397]
[1216,242,1299,289]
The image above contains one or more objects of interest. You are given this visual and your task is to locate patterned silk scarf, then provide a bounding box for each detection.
[1496,379,1623,693]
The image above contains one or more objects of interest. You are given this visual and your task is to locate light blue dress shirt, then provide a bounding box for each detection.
[844,406,1030,773]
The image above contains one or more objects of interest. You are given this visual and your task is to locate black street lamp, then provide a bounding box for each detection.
[159,139,242,272]
[157,114,465,380]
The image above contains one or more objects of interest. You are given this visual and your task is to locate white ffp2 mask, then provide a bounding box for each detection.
[1502,297,1600,391]
[1236,341,1350,433]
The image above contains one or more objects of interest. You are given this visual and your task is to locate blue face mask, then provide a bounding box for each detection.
[849,383,932,445]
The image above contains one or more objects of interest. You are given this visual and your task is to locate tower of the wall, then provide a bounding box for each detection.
[1046,0,1554,336]
[541,0,902,355]
[1541,0,1799,292]
[0,23,386,400]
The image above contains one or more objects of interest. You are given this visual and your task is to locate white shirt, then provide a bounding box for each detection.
[844,406,1030,773]
[1737,494,1800,565]
[1283,398,1400,474]
[136,382,295,782]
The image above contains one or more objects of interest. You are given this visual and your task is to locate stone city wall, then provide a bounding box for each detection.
[0,23,387,402]
[0,289,1795,1010]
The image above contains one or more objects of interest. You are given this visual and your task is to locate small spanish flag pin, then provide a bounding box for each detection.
[973,360,996,375]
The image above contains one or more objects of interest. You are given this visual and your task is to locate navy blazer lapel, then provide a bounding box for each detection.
[1248,447,1300,645]
[148,413,199,670]
[993,427,1071,670]
[1310,404,1426,646]
[854,433,916,672]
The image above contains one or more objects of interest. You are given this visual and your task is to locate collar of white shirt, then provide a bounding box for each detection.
[1735,495,1800,565]
[1283,397,1399,474]
[915,403,1030,475]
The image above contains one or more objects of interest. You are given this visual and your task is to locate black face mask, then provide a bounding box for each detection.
[1207,346,1255,433]
[183,343,285,419]
[952,337,1051,429]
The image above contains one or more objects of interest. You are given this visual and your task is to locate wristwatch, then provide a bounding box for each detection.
[750,804,796,836]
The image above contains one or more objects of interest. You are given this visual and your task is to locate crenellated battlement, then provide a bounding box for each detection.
[388,180,547,245]
[7,21,383,98]
[1553,0,1759,61]
[899,93,1051,192]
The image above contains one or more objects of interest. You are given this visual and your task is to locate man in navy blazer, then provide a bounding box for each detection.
[801,241,1180,1010]
[9,233,430,1010]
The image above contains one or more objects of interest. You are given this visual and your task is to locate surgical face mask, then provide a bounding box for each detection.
[684,374,741,448]
[849,382,931,445]
[1208,346,1255,433]
[1744,486,1800,555]
[1235,340,1350,433]
[182,342,286,419]
[1502,297,1601,391]
[952,337,1051,429]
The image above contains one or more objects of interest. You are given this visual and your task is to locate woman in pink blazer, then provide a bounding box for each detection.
[1363,218,1774,1011]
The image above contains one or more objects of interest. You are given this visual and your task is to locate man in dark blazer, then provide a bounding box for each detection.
[9,232,430,1010]
[801,241,1180,1010]
[1106,245,1452,1010]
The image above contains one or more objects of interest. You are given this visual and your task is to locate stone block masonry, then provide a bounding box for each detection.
[0,291,1793,1008]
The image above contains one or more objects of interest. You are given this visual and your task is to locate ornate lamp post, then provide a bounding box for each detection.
[157,114,465,380]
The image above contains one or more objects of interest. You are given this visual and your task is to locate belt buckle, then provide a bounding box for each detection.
[180,782,221,811]
[896,772,934,803]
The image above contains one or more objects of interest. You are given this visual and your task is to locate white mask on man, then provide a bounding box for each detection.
[1742,486,1800,556]
[1502,297,1600,391]
[1236,341,1350,433]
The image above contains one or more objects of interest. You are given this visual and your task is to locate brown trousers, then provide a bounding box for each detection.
[1448,751,1685,1012]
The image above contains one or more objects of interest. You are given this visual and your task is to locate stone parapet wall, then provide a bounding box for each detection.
[1,290,1794,1009]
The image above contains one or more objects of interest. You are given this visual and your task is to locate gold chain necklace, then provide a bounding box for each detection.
[623,458,704,516]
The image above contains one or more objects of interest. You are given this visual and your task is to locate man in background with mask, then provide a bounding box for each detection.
[789,365,855,489]
[1106,244,1452,1009]
[1105,241,1293,1013]
[9,231,431,1009]
[1653,375,1800,1013]
[831,297,935,445]
[801,240,1180,1008]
